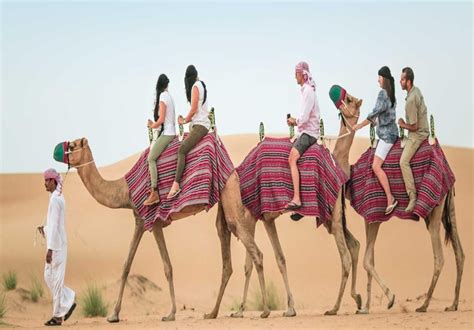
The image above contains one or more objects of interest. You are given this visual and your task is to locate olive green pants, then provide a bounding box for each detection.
[174,124,209,183]
[399,137,424,198]
[148,135,175,189]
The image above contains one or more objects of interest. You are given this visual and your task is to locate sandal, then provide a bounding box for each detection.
[44,317,62,326]
[285,201,302,211]
[384,199,398,215]
[167,188,181,199]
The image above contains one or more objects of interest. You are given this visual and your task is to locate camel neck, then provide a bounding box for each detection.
[76,147,131,209]
[332,115,359,178]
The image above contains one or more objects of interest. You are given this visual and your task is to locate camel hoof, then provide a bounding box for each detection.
[387,294,395,309]
[230,311,244,318]
[161,314,175,322]
[260,310,271,318]
[356,308,369,315]
[445,305,458,312]
[416,306,427,313]
[107,315,120,323]
[283,307,296,317]
[355,294,363,310]
[203,313,217,319]
[324,310,337,316]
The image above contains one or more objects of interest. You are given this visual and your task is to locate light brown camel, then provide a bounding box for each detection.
[65,137,272,322]
[330,96,465,314]
[225,92,365,318]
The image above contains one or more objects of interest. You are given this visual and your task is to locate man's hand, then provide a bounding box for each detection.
[178,116,186,125]
[46,249,52,264]
[37,226,45,238]
[147,119,154,128]
[398,118,406,128]
[287,117,296,126]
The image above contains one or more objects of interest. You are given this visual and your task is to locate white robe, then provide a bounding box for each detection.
[44,189,75,318]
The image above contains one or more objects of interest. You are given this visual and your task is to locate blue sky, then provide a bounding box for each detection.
[1,1,472,173]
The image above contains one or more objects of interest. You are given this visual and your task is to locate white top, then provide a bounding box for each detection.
[45,189,67,251]
[158,91,176,136]
[296,84,320,139]
[190,81,211,130]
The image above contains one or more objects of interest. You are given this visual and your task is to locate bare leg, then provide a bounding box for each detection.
[151,223,177,321]
[263,218,296,317]
[288,148,302,205]
[344,228,363,310]
[417,203,445,312]
[372,156,394,207]
[445,191,465,312]
[205,203,233,319]
[325,196,352,316]
[107,216,145,323]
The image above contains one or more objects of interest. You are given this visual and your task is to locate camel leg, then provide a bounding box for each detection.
[151,223,177,321]
[107,216,145,323]
[325,197,352,316]
[235,216,270,318]
[263,218,296,317]
[204,202,233,319]
[230,224,255,318]
[220,172,269,318]
[417,203,445,312]
[344,228,363,310]
[445,192,465,312]
[359,222,396,314]
[357,221,380,314]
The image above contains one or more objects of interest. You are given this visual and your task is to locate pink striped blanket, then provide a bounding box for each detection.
[125,133,234,230]
[348,139,455,223]
[236,137,347,226]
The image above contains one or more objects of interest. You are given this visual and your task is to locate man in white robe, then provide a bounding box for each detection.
[38,168,76,326]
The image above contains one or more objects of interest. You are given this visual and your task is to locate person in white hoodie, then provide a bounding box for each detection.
[38,168,76,326]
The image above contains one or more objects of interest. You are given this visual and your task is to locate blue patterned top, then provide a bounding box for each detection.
[367,89,398,144]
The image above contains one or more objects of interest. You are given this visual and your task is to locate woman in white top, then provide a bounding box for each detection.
[167,65,210,198]
[144,74,176,205]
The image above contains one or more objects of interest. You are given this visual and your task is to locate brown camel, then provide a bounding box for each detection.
[226,92,365,318]
[65,137,272,322]
[330,95,465,314]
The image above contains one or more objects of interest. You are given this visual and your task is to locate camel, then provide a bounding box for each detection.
[328,90,465,314]
[226,91,365,318]
[64,137,273,322]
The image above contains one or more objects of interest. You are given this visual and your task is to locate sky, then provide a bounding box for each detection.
[1,1,473,173]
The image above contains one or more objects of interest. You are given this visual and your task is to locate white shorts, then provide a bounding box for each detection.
[374,139,394,160]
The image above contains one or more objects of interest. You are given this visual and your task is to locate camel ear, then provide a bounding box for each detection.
[357,99,363,107]
[81,138,88,147]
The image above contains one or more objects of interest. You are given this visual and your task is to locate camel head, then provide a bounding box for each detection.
[329,85,362,128]
[53,137,93,168]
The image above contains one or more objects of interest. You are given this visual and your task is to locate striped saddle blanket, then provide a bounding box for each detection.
[348,139,455,223]
[125,133,234,230]
[236,137,347,226]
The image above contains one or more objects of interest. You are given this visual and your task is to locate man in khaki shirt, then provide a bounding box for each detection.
[398,67,430,212]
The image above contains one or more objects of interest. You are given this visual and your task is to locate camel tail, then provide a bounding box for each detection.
[441,188,454,246]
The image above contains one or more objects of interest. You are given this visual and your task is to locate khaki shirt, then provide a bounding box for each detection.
[405,86,429,140]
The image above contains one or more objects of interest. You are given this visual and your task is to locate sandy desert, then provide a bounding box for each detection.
[1,135,472,329]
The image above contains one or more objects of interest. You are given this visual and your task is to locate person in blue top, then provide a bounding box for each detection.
[354,66,399,215]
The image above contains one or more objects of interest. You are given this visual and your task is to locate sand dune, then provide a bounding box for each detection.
[0,135,472,328]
